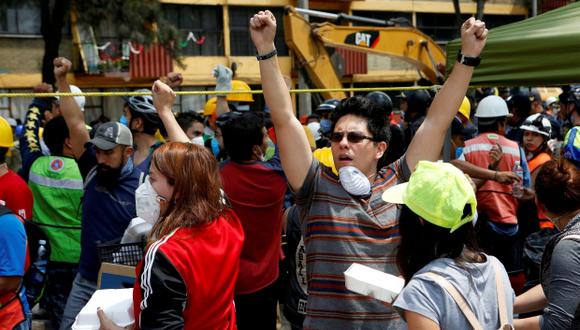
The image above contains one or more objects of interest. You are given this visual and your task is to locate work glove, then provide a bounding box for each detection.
[212,64,232,97]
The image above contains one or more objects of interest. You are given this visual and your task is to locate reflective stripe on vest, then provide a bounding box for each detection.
[29,172,83,190]
[28,156,83,263]
[464,134,520,224]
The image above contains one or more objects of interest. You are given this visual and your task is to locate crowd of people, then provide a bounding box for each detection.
[0,9,579,330]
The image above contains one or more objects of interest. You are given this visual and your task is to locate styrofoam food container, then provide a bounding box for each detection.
[72,288,134,330]
[344,263,405,303]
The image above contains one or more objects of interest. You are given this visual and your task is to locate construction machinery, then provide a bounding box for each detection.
[284,6,447,100]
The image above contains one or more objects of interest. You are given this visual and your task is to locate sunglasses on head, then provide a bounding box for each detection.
[330,131,375,143]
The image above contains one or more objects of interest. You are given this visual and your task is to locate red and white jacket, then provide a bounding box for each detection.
[133,210,244,330]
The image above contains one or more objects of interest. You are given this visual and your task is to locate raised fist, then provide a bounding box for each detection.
[53,57,72,80]
[151,80,176,116]
[460,17,488,58]
[249,10,277,54]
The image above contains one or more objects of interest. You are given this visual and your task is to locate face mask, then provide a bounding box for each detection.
[191,136,204,146]
[339,166,371,196]
[119,115,128,126]
[320,119,332,134]
[135,176,161,225]
[236,104,250,112]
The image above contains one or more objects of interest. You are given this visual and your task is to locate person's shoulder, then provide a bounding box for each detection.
[4,170,30,191]
[554,234,580,254]
[0,213,24,232]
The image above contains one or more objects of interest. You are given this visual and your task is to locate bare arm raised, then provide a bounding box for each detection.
[251,10,312,191]
[54,57,90,159]
[406,18,488,171]
[151,80,190,143]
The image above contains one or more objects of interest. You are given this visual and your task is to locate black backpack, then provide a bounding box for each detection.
[0,205,51,308]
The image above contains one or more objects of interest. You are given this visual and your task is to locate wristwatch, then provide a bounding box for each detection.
[456,51,481,67]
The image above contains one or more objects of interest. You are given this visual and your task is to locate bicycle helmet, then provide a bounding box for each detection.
[126,89,161,127]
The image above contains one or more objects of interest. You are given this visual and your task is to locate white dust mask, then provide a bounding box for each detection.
[135,176,161,225]
[339,166,371,196]
[191,136,204,146]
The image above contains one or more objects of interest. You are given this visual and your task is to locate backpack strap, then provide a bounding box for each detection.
[492,259,511,328]
[424,272,483,330]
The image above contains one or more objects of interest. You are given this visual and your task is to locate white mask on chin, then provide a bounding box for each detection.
[191,136,204,146]
[339,166,371,196]
[135,176,161,225]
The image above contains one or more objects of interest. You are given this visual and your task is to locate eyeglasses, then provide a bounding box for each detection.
[330,131,375,143]
[192,131,203,137]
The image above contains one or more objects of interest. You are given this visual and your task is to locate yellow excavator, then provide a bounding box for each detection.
[284,6,447,100]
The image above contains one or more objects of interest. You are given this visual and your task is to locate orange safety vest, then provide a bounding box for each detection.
[0,214,29,330]
[463,133,521,225]
[527,152,553,229]
[528,152,551,174]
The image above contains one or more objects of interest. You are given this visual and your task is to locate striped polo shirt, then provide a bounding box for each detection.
[296,157,411,330]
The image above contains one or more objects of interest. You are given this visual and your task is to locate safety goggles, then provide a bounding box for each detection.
[330,131,375,143]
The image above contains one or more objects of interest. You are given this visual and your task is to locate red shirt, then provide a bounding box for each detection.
[0,170,33,219]
[220,159,287,294]
[133,211,244,330]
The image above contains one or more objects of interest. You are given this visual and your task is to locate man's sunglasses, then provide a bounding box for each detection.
[330,131,375,143]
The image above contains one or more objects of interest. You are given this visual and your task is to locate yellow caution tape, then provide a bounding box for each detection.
[0,85,442,98]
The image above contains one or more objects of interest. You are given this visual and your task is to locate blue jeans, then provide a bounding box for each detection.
[59,273,97,330]
[42,263,78,330]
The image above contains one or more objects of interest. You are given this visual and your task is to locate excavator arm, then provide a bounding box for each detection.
[284,6,447,99]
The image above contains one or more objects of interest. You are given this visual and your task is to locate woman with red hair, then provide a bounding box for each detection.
[99,142,244,329]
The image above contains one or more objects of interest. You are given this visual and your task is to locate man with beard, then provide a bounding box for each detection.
[53,57,141,330]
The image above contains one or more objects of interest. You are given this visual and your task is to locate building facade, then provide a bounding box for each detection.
[0,0,533,121]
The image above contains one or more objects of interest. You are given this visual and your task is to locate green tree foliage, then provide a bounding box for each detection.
[76,0,180,59]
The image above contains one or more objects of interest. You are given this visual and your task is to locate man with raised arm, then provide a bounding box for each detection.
[249,10,487,329]
[53,58,141,330]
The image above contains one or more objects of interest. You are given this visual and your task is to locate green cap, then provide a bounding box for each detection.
[381,161,477,232]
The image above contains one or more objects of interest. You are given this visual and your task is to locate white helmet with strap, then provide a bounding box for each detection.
[520,113,552,138]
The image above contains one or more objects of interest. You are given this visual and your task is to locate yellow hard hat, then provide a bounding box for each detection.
[204,97,217,116]
[0,117,14,148]
[313,147,337,175]
[227,80,254,103]
[458,96,471,121]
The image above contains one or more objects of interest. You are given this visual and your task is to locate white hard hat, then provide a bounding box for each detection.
[520,113,552,138]
[307,122,322,141]
[545,96,558,108]
[56,85,85,111]
[475,95,510,118]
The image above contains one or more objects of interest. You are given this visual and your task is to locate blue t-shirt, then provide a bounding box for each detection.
[0,213,30,314]
[77,145,141,282]
[133,141,163,175]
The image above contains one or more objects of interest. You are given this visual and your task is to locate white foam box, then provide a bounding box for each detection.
[72,288,134,330]
[344,263,405,303]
